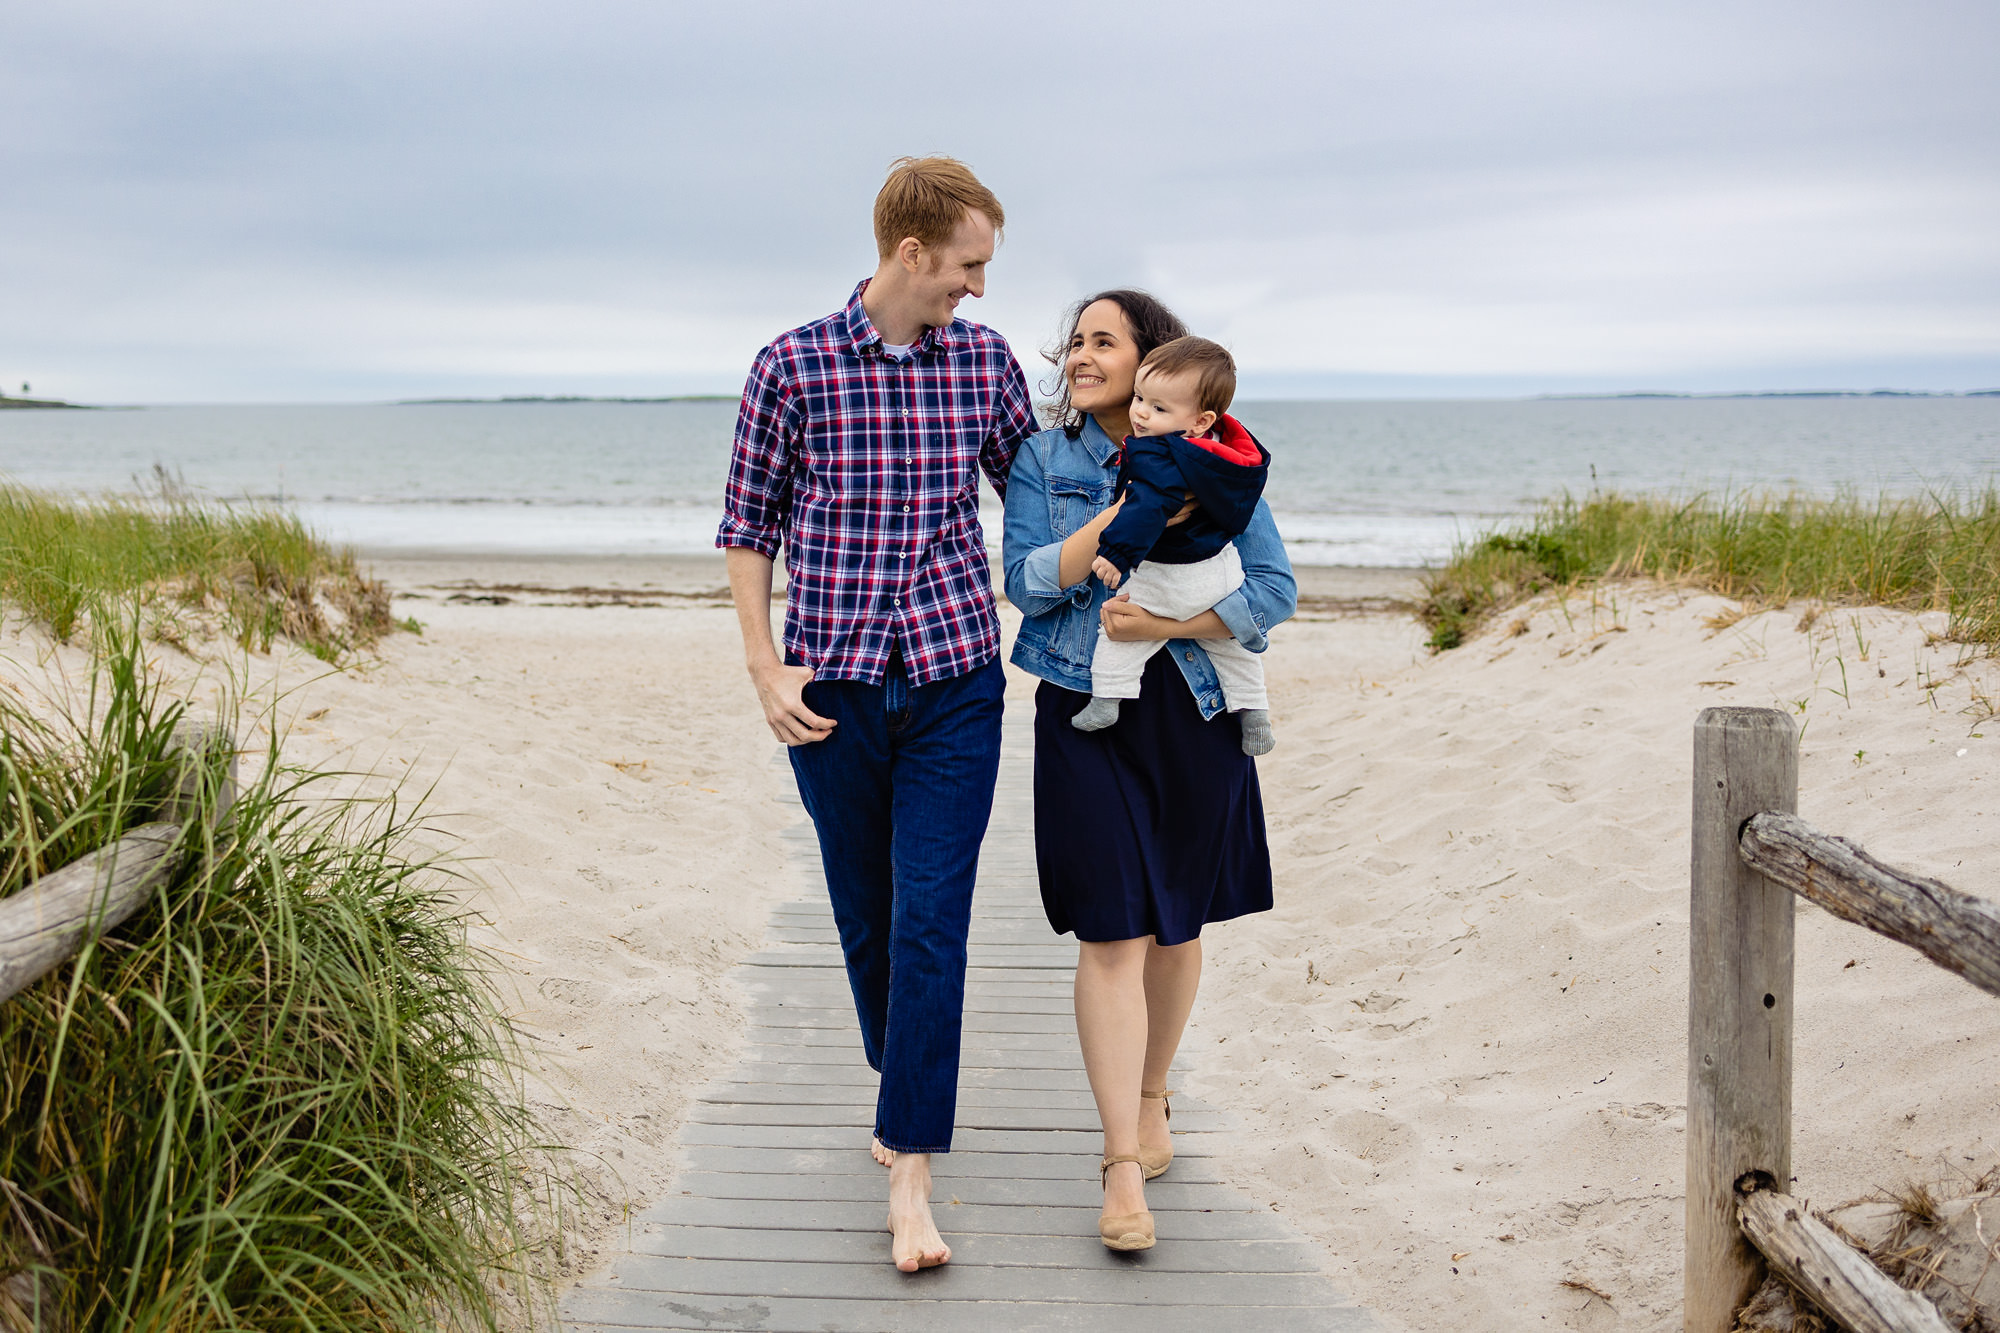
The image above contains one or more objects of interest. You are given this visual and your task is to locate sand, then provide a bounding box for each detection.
[2,557,806,1283]
[5,555,1995,1328]
[1226,586,2000,1329]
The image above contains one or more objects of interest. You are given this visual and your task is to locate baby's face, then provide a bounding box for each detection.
[1129,367,1215,438]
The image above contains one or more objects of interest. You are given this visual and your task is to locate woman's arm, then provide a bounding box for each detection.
[1057,500,1122,587]
[1003,435,1113,615]
[1100,501,1295,646]
[1100,597,1229,642]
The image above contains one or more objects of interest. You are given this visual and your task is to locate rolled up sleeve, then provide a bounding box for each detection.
[1218,502,1297,653]
[716,345,797,558]
[1002,434,1093,617]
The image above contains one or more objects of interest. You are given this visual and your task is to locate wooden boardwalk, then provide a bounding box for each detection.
[562,717,1378,1331]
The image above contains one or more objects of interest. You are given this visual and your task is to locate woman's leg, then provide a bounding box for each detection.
[1075,936,1152,1219]
[1139,938,1202,1159]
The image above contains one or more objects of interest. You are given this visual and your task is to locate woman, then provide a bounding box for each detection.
[1000,291,1296,1250]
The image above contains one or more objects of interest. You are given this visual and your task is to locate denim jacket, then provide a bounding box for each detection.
[1001,415,1297,719]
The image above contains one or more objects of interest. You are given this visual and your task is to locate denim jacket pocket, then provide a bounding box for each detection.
[1047,475,1112,540]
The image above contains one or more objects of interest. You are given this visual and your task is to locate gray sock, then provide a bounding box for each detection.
[1238,709,1275,756]
[1072,697,1122,732]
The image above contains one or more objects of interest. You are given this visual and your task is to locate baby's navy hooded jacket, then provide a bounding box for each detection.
[1096,413,1271,577]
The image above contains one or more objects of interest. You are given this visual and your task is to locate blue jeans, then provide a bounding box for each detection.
[787,652,1005,1153]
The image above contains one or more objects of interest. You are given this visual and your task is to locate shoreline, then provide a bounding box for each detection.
[360,551,1427,606]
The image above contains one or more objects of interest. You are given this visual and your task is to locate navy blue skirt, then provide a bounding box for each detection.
[1033,651,1274,945]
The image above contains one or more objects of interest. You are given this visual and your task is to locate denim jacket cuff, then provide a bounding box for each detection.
[1024,542,1093,607]
[1213,587,1268,652]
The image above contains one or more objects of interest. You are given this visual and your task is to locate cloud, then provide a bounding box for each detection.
[2,0,1996,400]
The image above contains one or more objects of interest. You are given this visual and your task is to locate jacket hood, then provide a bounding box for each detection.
[1196,414,1265,467]
[1158,415,1270,535]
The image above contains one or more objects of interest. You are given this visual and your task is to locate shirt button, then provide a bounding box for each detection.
[1184,651,1196,661]
[903,504,912,512]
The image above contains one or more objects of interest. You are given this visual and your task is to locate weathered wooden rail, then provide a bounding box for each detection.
[0,724,237,1009]
[0,723,237,1324]
[1686,706,1990,1333]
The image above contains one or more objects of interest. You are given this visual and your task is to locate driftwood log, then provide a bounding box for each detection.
[0,722,237,1007]
[0,825,181,1006]
[1739,1188,1953,1333]
[1740,811,2000,999]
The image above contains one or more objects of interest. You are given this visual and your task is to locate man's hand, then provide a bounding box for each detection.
[750,658,837,745]
[1091,555,1124,589]
[1164,493,1198,527]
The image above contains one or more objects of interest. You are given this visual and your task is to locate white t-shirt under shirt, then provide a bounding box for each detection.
[880,342,914,360]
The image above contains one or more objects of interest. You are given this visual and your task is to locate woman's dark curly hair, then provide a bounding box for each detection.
[1039,289,1189,438]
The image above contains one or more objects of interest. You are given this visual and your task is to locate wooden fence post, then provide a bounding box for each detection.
[1687,707,1798,1332]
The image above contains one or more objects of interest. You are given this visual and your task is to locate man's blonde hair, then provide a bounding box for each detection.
[873,156,1005,261]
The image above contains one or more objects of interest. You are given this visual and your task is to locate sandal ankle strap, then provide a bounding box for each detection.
[1100,1154,1142,1183]
[1141,1088,1173,1120]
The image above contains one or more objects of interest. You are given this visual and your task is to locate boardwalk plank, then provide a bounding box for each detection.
[561,722,1375,1330]
[629,1196,1296,1242]
[677,1146,1228,1184]
[675,1124,1219,1158]
[628,1224,1321,1272]
[565,1290,1373,1332]
[594,1255,1348,1306]
[686,1103,1228,1132]
[658,1170,1265,1211]
[722,1064,1099,1090]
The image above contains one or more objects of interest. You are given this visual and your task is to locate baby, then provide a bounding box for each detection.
[1072,336,1275,756]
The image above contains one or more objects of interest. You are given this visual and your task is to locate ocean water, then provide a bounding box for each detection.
[2,396,1996,567]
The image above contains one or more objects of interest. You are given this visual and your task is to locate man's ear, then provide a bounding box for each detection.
[896,236,925,274]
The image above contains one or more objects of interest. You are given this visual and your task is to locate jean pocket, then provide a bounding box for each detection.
[1047,476,1111,539]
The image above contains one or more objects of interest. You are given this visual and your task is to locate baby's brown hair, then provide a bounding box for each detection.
[1138,336,1236,416]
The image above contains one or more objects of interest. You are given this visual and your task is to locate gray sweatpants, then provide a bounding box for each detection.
[1090,544,1268,710]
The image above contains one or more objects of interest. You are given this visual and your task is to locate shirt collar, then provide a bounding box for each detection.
[1078,412,1122,468]
[843,279,951,360]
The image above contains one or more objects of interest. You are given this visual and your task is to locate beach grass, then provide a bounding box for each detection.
[0,479,394,661]
[0,624,552,1329]
[1418,489,2000,651]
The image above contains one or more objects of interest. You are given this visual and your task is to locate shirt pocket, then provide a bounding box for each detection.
[1047,474,1112,540]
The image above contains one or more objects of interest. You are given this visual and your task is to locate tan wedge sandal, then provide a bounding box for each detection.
[1138,1088,1174,1179]
[1098,1155,1156,1251]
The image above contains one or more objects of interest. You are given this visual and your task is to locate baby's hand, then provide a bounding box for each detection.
[1091,555,1123,589]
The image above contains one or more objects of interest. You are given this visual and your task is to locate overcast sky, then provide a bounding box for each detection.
[4,0,1997,403]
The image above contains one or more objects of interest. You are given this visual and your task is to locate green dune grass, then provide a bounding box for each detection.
[1418,490,2000,651]
[0,627,553,1330]
[0,483,398,661]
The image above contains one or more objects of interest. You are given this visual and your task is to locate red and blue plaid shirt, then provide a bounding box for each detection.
[717,281,1038,686]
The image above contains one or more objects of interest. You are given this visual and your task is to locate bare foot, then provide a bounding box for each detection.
[885,1152,950,1272]
[871,1135,897,1168]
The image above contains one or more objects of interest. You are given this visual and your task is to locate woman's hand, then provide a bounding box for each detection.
[1100,594,1229,643]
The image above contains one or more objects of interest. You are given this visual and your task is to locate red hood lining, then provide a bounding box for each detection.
[1186,414,1263,467]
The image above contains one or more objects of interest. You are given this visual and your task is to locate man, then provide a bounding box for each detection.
[716,156,1037,1272]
